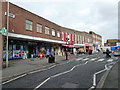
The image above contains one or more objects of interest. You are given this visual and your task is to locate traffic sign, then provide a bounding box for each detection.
[0,27,7,35]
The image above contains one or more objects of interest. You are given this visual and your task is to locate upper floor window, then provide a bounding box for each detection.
[57,31,60,37]
[37,24,42,33]
[25,20,33,31]
[52,29,56,36]
[45,26,50,35]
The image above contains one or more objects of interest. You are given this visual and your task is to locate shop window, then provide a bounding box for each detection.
[25,20,33,31]
[45,26,50,35]
[57,31,60,37]
[37,24,42,33]
[52,29,55,36]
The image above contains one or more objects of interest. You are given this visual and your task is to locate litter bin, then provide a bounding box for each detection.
[48,55,55,63]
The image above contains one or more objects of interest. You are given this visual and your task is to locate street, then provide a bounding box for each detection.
[2,53,118,89]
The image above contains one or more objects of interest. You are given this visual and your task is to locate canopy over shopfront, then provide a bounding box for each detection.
[62,44,79,48]
[8,33,66,44]
[74,44,85,48]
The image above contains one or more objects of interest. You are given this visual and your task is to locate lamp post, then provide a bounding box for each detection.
[65,38,69,60]
[6,0,9,67]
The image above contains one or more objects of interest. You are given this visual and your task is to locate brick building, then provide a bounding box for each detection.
[1,2,102,60]
[89,31,102,51]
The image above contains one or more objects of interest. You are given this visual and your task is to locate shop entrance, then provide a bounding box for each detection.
[28,42,36,58]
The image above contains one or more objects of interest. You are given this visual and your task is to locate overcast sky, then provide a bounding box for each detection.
[9,0,119,42]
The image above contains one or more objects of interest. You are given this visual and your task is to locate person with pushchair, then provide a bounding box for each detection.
[106,48,111,58]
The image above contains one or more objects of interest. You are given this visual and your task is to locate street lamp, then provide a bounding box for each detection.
[65,38,69,60]
[6,0,9,67]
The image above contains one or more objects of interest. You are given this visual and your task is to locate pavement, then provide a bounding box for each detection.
[2,55,79,82]
[96,57,119,89]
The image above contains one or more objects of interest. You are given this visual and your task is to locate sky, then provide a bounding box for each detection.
[8,0,119,42]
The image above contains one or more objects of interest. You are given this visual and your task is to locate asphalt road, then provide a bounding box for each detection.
[2,53,118,90]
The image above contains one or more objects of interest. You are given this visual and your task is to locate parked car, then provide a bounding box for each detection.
[113,49,120,56]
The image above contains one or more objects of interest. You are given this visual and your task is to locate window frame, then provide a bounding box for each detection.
[57,31,60,37]
[52,29,56,36]
[25,20,33,31]
[37,24,42,33]
[45,26,50,35]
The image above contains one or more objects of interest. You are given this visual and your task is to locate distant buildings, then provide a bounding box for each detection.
[104,39,120,46]
[1,2,102,60]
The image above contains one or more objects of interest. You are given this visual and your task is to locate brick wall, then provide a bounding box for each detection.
[2,2,62,41]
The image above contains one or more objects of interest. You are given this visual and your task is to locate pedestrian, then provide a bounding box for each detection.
[22,51,25,59]
[24,51,27,59]
[88,49,92,55]
[106,48,111,58]
[46,49,50,58]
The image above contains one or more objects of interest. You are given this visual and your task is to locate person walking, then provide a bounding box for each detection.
[106,48,111,58]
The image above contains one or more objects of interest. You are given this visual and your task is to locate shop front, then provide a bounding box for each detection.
[3,39,53,60]
[85,44,93,53]
[74,44,86,54]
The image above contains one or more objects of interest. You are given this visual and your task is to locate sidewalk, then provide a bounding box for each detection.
[97,59,119,89]
[2,55,78,82]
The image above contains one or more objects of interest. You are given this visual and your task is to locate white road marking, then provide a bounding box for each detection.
[2,62,70,85]
[76,58,82,61]
[83,58,89,61]
[89,61,118,90]
[98,59,104,61]
[29,65,56,74]
[91,58,97,61]
[107,59,113,62]
[2,74,27,85]
[34,61,89,89]
[33,77,50,90]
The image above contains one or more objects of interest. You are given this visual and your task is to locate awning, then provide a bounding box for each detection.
[85,44,93,46]
[8,33,66,44]
[62,44,79,48]
[74,44,85,48]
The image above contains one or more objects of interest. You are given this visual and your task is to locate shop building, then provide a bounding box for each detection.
[2,2,65,59]
[89,31,102,52]
[1,2,103,60]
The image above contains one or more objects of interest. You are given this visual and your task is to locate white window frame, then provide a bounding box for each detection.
[25,20,33,31]
[52,29,56,36]
[37,24,42,33]
[45,26,50,35]
[57,31,60,37]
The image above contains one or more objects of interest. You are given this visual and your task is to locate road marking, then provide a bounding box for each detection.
[29,65,56,74]
[34,61,89,89]
[83,58,89,61]
[90,58,97,61]
[2,62,70,85]
[107,59,113,62]
[33,77,50,90]
[98,59,105,62]
[89,61,118,90]
[2,74,27,85]
[76,58,82,61]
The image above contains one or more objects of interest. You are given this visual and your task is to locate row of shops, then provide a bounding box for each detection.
[3,38,98,60]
